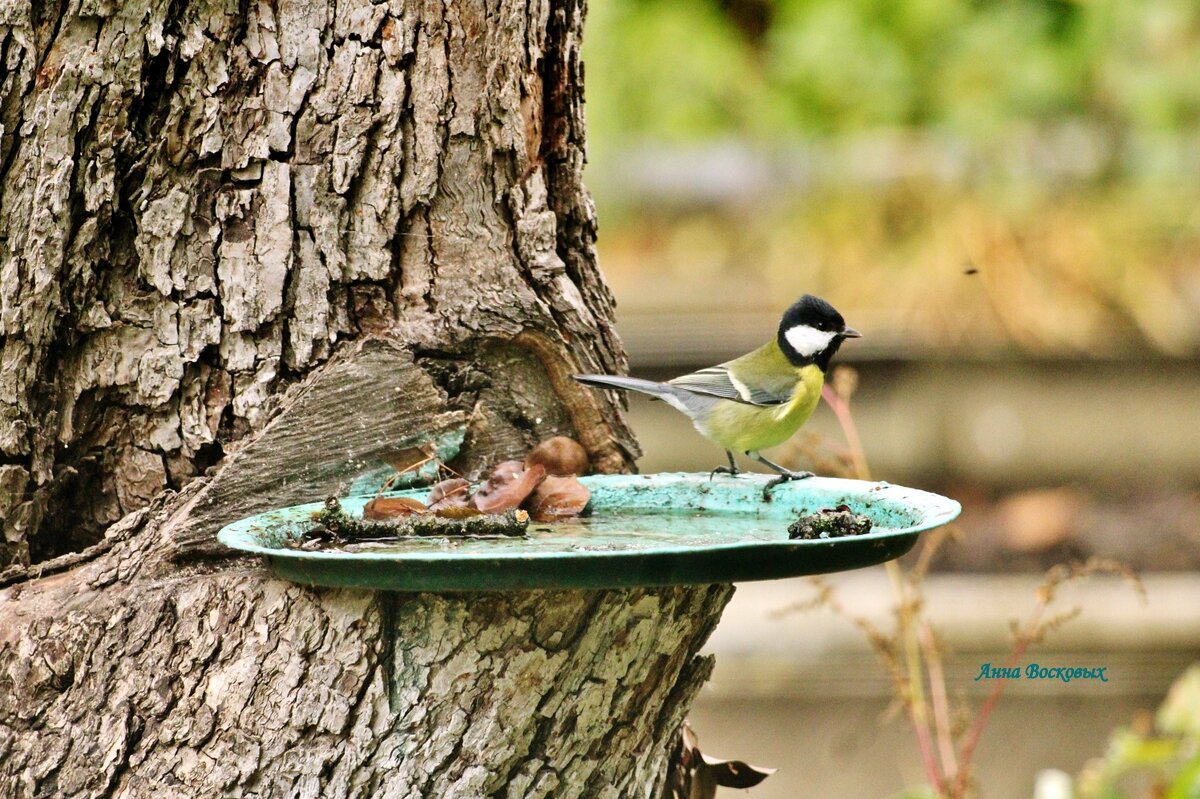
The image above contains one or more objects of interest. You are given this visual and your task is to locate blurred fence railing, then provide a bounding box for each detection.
[589,129,1200,206]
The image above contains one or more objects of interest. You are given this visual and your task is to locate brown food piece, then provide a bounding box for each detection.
[525,436,590,476]
[427,477,471,511]
[525,475,590,522]
[363,496,429,519]
[473,461,546,513]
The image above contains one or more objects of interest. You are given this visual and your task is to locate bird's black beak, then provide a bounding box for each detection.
[841,326,862,338]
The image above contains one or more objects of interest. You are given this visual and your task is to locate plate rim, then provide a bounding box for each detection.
[216,473,962,562]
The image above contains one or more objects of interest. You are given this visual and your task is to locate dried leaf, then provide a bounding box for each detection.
[665,724,775,799]
[525,436,590,476]
[363,496,428,519]
[428,477,471,511]
[489,460,525,483]
[525,475,590,522]
[473,462,546,514]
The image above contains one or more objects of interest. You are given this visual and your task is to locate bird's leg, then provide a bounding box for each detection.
[749,452,813,499]
[709,450,740,480]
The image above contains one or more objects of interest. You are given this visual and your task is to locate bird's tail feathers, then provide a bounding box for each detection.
[572,374,674,398]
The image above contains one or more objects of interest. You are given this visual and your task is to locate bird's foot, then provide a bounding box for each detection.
[761,470,814,501]
[709,465,740,480]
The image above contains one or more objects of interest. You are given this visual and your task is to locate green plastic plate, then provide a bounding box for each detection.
[217,473,960,591]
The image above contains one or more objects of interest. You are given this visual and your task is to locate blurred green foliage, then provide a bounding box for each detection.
[586,0,1200,154]
[582,0,1200,354]
[1077,665,1200,799]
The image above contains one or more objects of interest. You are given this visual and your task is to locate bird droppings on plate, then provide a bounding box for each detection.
[788,504,873,540]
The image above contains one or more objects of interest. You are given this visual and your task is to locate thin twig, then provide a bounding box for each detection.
[888,560,944,793]
[818,374,1144,799]
[823,381,943,791]
[920,621,959,779]
[821,384,871,481]
[375,454,435,498]
[825,378,951,792]
[909,525,957,584]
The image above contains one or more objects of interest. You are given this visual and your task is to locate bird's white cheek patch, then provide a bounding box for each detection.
[784,325,837,357]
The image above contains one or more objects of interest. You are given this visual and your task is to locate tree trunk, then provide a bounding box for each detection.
[0,1,735,796]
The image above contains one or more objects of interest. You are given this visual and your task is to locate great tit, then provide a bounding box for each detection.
[574,295,860,495]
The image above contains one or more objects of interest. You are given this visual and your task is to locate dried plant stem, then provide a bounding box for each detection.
[824,381,946,792]
[921,622,959,778]
[375,455,435,498]
[815,377,1141,799]
[821,384,871,481]
[888,560,945,795]
[952,558,1138,797]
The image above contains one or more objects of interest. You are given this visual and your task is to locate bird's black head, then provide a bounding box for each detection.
[776,294,861,370]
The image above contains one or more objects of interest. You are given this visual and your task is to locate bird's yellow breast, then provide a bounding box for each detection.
[695,364,825,453]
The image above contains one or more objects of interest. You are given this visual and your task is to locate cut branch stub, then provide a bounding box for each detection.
[163,337,468,560]
[0,0,637,566]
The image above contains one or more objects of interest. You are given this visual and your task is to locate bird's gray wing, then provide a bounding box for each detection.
[667,366,790,406]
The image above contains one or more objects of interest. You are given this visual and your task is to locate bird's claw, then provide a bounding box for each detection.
[761,470,814,500]
[709,465,740,480]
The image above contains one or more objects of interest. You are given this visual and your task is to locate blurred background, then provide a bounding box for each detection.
[580,1,1200,796]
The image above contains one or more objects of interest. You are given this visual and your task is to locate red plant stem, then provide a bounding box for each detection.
[911,704,946,795]
[952,605,1045,796]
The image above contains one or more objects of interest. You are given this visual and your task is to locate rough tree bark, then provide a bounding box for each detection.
[0,1,735,797]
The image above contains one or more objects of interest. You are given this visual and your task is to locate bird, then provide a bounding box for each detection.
[573,295,860,497]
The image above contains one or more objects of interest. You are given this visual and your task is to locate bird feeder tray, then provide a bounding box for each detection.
[217,473,960,591]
